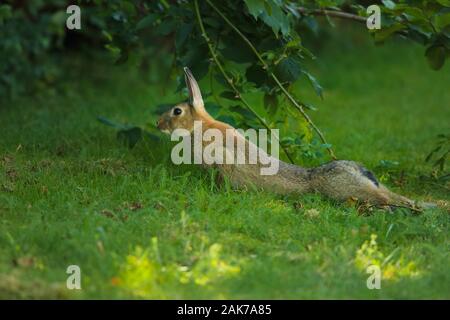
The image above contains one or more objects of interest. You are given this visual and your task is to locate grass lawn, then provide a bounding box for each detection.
[0,30,449,299]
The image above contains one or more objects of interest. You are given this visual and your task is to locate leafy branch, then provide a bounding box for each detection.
[73,0,449,163]
[193,0,295,164]
[205,0,337,160]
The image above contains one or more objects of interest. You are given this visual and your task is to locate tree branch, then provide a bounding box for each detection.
[295,6,410,37]
[206,0,337,160]
[296,7,367,23]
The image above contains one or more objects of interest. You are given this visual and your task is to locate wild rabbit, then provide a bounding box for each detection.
[157,67,430,210]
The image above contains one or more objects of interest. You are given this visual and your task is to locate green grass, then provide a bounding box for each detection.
[0,30,449,299]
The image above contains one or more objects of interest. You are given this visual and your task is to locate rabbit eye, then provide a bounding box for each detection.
[173,108,182,116]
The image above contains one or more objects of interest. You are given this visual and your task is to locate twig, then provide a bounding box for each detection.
[205,0,337,160]
[386,204,423,213]
[295,6,409,37]
[193,0,295,164]
[362,203,423,214]
[296,7,366,23]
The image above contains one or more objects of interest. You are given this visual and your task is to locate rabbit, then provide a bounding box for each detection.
[157,67,433,211]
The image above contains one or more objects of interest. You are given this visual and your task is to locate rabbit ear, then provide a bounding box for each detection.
[184,67,205,113]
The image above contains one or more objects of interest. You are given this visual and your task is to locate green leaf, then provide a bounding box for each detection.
[180,41,209,79]
[221,37,254,63]
[275,58,302,83]
[260,1,290,36]
[425,45,447,70]
[175,23,193,49]
[374,23,405,43]
[117,127,142,149]
[433,12,450,31]
[382,0,396,10]
[246,64,269,87]
[230,105,256,120]
[407,25,432,45]
[154,19,176,36]
[303,71,323,99]
[217,115,238,128]
[0,5,12,21]
[264,1,272,16]
[244,0,265,19]
[263,92,278,116]
[302,103,317,111]
[402,7,426,21]
[244,0,290,35]
[135,14,158,31]
[111,11,127,23]
[203,17,221,28]
[97,116,126,130]
[205,102,221,118]
[437,0,450,7]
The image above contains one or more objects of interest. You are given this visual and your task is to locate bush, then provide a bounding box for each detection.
[0,1,69,98]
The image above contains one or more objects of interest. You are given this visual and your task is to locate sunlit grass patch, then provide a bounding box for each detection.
[265,199,291,214]
[114,238,240,299]
[355,234,421,281]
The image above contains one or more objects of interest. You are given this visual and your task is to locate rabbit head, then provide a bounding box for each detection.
[157,67,214,135]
